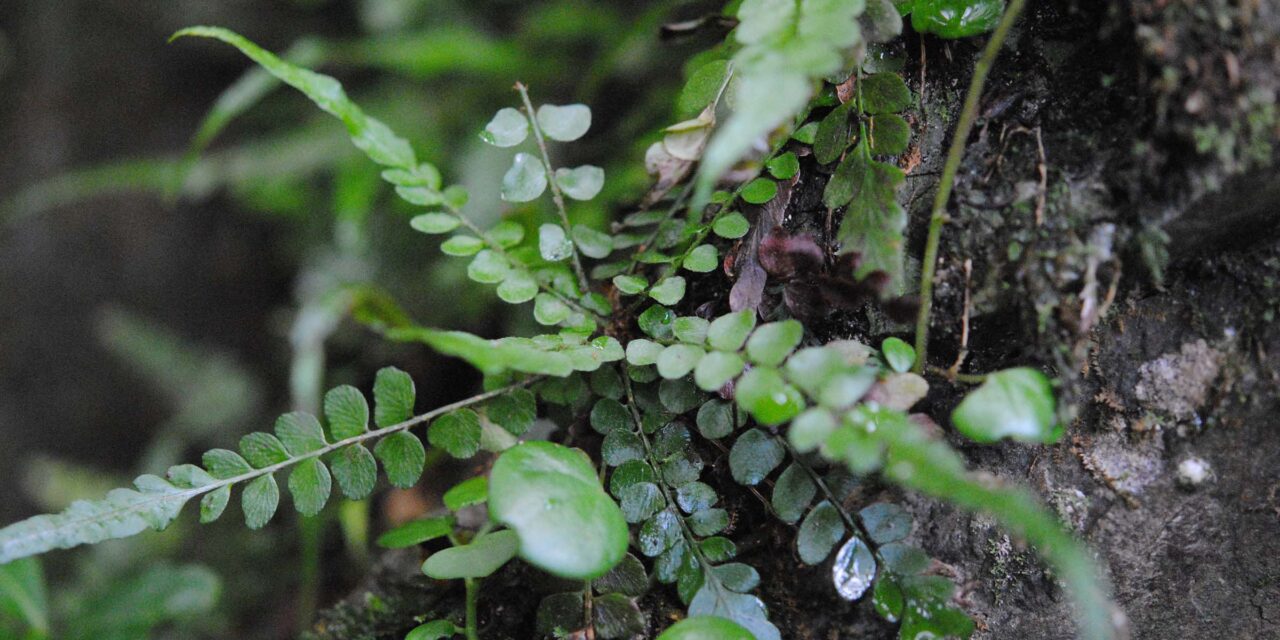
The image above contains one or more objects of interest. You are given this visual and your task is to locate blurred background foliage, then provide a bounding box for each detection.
[0,0,728,636]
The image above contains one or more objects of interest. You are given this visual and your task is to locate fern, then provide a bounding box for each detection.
[695,0,872,204]
[0,369,530,563]
[627,317,1117,639]
[0,20,1125,640]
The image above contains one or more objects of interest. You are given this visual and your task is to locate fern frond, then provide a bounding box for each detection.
[0,370,535,564]
[172,28,609,330]
[634,318,1119,640]
[696,0,870,204]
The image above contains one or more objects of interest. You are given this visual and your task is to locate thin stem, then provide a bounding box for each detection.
[926,365,987,384]
[912,0,1028,374]
[582,580,596,640]
[464,578,481,640]
[515,82,591,293]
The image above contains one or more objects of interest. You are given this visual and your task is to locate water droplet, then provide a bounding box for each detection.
[831,536,876,601]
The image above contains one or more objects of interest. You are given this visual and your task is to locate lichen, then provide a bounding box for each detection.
[1133,339,1224,428]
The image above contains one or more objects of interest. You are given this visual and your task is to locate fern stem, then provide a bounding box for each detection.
[515,81,591,294]
[619,370,717,581]
[464,578,481,640]
[912,0,1028,374]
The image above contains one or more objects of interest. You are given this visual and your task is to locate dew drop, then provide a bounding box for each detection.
[831,536,876,601]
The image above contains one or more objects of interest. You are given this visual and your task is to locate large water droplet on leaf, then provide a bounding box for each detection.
[831,536,877,601]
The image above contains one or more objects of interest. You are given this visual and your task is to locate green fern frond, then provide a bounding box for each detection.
[695,0,870,205]
[631,317,1118,640]
[0,369,533,564]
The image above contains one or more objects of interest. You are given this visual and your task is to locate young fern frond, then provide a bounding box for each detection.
[0,369,535,564]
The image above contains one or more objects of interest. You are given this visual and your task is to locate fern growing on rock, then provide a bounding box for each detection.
[0,3,1127,639]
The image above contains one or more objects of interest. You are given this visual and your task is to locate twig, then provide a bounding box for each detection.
[912,0,1028,374]
[515,82,590,293]
[1033,126,1047,226]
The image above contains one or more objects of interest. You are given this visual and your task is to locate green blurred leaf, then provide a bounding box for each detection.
[443,476,488,511]
[740,178,778,205]
[766,152,800,179]
[172,27,416,170]
[410,212,461,234]
[626,338,664,366]
[422,529,519,579]
[657,616,755,640]
[406,619,462,640]
[707,310,756,352]
[467,250,512,284]
[657,344,704,379]
[497,271,539,304]
[677,59,732,119]
[489,442,628,579]
[745,320,804,367]
[441,235,485,256]
[613,274,648,295]
[694,352,745,391]
[880,337,916,373]
[951,368,1060,443]
[0,557,47,634]
[572,223,613,258]
[377,515,454,549]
